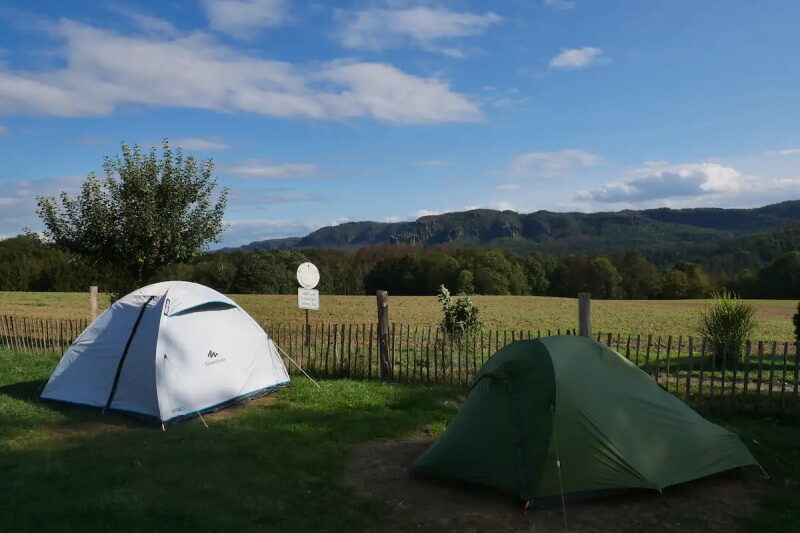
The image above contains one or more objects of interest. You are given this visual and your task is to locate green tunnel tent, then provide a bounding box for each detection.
[411,336,759,504]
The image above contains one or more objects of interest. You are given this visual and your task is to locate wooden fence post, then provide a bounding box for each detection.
[89,286,98,320]
[376,291,392,381]
[578,292,592,338]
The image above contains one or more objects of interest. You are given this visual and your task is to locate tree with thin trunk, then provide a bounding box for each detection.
[37,140,228,299]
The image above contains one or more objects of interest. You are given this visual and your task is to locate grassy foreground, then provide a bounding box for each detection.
[0,349,798,531]
[0,349,461,531]
[1,291,797,340]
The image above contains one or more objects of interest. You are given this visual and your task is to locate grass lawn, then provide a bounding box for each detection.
[0,349,461,531]
[1,348,798,531]
[1,291,797,340]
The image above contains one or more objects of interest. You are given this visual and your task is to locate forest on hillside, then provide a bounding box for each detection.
[2,233,799,299]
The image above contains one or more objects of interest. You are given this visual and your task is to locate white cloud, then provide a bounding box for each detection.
[544,0,576,9]
[225,161,321,179]
[106,4,180,37]
[767,147,800,156]
[0,125,7,137]
[229,190,327,206]
[413,209,440,218]
[575,162,800,208]
[336,6,501,55]
[488,200,515,211]
[174,137,229,151]
[410,159,453,166]
[321,62,482,124]
[0,19,482,125]
[220,219,317,246]
[0,175,85,236]
[505,149,604,178]
[382,215,402,223]
[496,184,520,191]
[203,0,288,38]
[219,216,350,247]
[549,46,605,69]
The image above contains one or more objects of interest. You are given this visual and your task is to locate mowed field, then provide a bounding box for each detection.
[0,291,797,340]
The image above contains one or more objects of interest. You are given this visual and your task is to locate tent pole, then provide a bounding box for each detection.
[551,405,569,530]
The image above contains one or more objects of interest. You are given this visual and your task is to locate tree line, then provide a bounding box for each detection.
[3,234,799,299]
[6,140,798,300]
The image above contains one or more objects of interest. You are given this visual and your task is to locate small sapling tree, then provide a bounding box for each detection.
[438,284,483,338]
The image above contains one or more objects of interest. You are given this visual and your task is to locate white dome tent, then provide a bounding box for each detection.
[41,281,290,426]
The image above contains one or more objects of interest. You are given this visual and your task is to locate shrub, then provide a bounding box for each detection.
[698,291,758,366]
[438,284,483,337]
[794,302,800,344]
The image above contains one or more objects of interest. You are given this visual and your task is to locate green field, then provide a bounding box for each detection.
[1,291,797,340]
[0,348,797,531]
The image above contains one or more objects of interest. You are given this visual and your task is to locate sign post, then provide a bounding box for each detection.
[297,262,320,347]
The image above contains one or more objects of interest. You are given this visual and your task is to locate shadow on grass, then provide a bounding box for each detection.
[0,378,461,531]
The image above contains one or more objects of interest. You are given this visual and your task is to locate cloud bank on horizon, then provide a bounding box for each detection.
[0,0,798,247]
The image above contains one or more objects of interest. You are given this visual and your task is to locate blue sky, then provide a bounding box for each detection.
[1,0,799,248]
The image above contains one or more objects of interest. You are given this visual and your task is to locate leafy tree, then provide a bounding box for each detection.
[662,262,710,299]
[590,256,623,299]
[37,140,228,298]
[524,253,554,295]
[233,250,309,294]
[455,269,475,295]
[661,269,690,299]
[0,233,94,291]
[754,252,800,298]
[616,251,661,299]
[471,250,528,295]
[548,255,592,297]
[673,262,711,298]
[364,254,428,295]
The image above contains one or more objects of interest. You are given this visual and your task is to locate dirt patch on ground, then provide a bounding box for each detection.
[345,438,767,532]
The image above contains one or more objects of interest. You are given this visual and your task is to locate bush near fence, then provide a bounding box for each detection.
[2,315,798,418]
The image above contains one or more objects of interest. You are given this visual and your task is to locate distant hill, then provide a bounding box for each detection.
[232,201,800,263]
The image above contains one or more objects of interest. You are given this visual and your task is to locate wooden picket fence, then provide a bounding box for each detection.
[2,315,798,416]
[0,315,90,354]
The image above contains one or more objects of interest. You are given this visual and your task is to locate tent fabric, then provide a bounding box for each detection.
[411,336,759,502]
[41,281,289,424]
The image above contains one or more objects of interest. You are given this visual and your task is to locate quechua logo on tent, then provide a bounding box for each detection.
[205,349,227,366]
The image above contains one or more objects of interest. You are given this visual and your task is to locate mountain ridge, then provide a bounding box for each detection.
[228,200,800,256]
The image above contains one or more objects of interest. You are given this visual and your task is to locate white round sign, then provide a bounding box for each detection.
[296,262,320,289]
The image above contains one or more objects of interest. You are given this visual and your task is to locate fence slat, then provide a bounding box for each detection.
[756,341,764,397]
[685,336,694,398]
[768,341,777,398]
[665,335,672,392]
[425,327,432,384]
[675,335,683,393]
[794,341,799,399]
[743,340,752,399]
[698,338,706,400]
[433,328,440,384]
[781,342,789,409]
